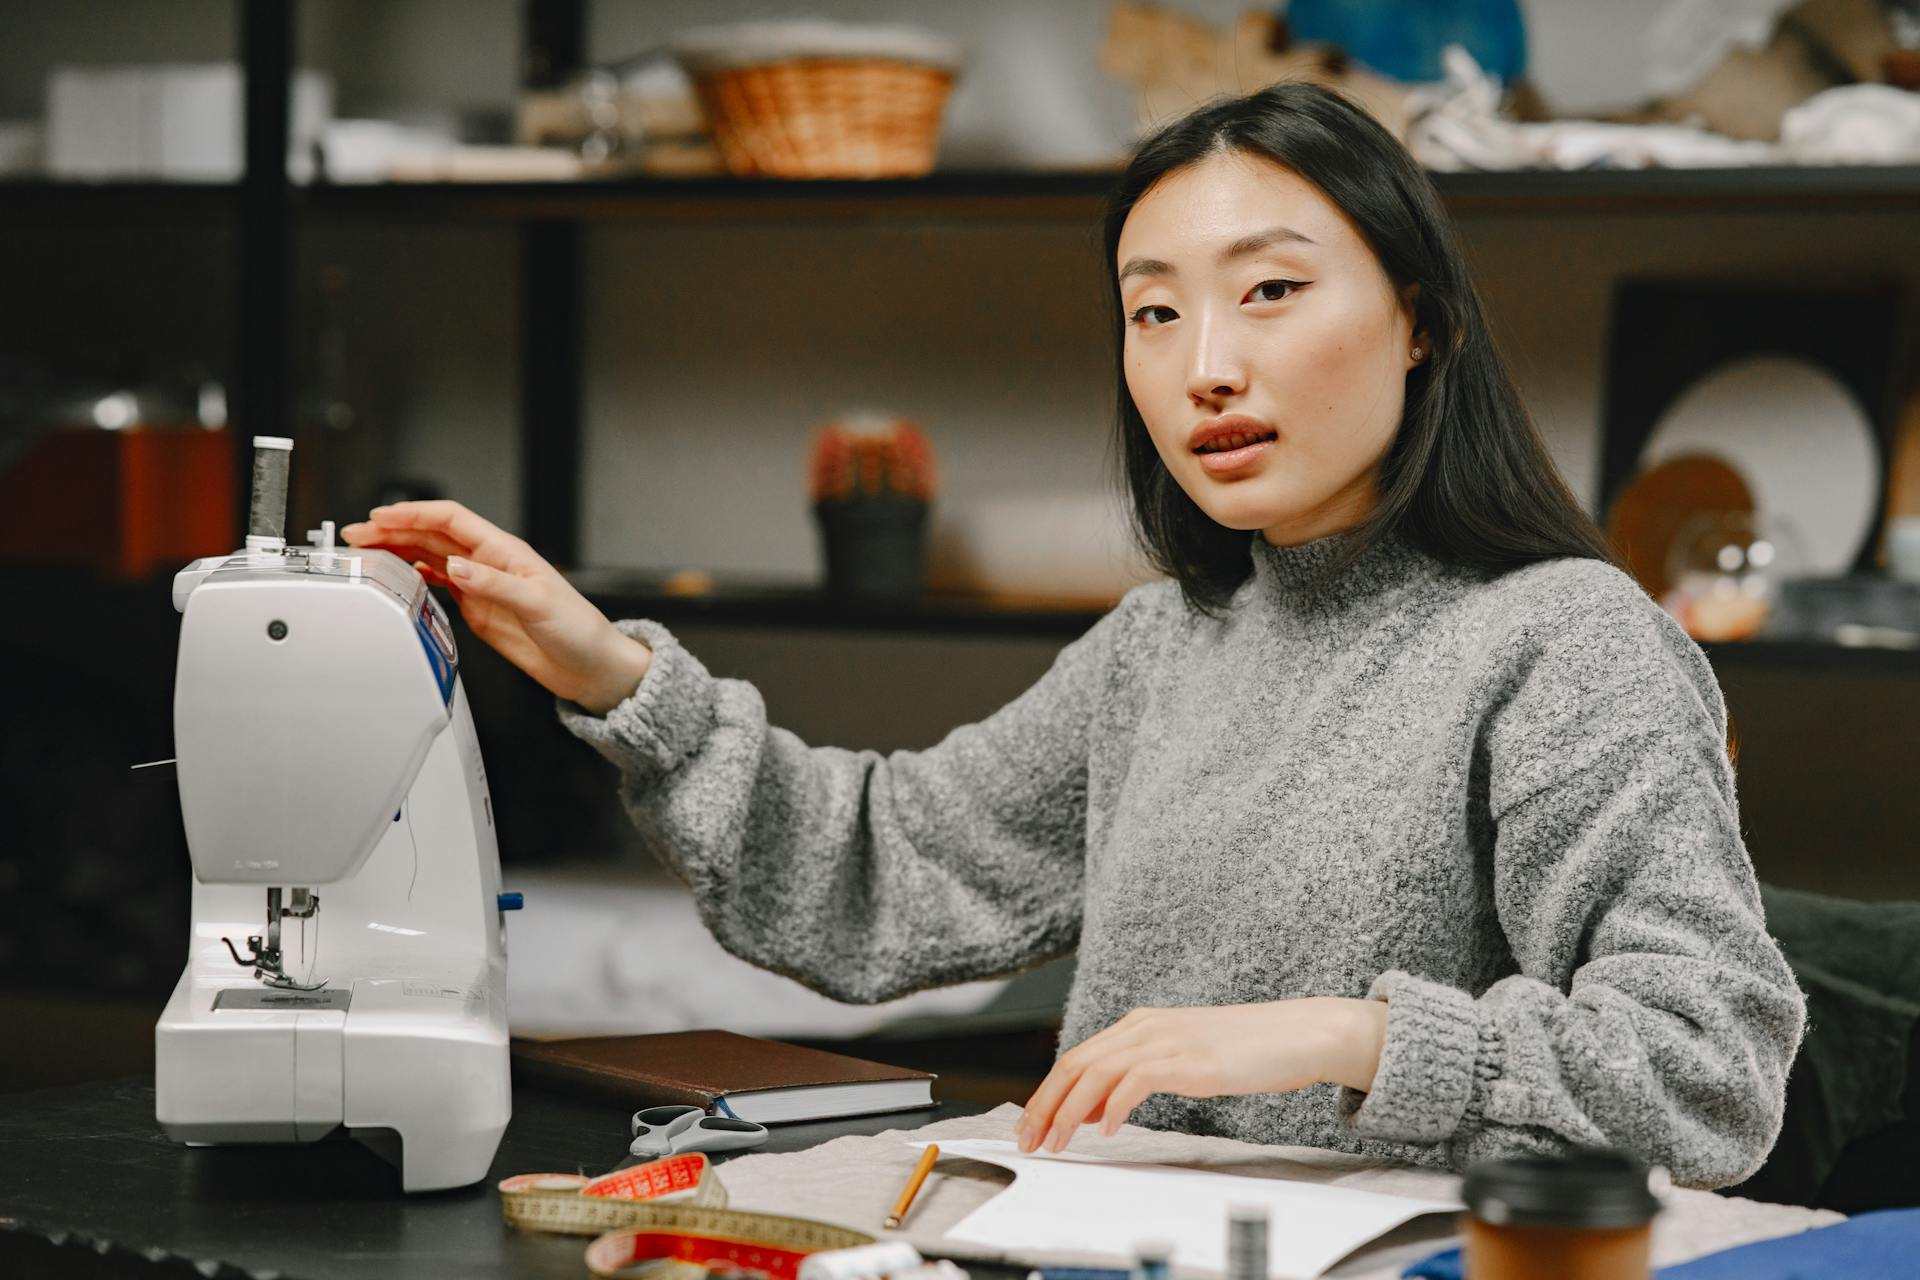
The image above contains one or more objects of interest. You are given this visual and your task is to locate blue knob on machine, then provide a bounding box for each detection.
[497,892,524,911]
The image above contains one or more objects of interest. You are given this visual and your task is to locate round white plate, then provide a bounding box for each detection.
[1643,354,1880,576]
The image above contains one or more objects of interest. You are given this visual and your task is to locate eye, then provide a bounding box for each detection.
[1127,304,1177,328]
[1248,279,1307,303]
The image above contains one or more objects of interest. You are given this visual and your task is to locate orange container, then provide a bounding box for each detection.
[0,424,236,580]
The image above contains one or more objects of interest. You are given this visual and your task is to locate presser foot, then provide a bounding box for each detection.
[222,887,328,991]
[220,934,330,992]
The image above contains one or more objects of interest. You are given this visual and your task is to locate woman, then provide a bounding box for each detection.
[343,82,1803,1187]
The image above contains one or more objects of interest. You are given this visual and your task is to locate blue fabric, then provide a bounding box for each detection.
[1401,1210,1920,1279]
[1659,1209,1920,1277]
[1400,1246,1463,1279]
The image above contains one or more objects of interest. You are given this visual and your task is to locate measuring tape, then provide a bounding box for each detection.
[500,1153,874,1280]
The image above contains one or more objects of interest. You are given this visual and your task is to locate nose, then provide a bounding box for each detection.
[1185,314,1247,405]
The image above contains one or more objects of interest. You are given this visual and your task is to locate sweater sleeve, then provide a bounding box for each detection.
[553,583,1167,1005]
[1341,563,1807,1188]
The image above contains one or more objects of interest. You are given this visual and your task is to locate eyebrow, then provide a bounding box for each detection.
[1117,225,1319,283]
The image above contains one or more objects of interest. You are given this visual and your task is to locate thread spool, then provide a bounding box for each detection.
[1226,1205,1267,1280]
[247,435,294,550]
[798,1241,924,1280]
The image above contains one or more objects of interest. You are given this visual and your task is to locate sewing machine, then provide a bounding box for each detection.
[155,436,513,1192]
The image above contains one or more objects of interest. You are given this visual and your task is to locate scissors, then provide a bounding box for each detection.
[629,1104,770,1158]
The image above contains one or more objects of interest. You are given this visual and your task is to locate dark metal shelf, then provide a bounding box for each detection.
[0,179,239,225]
[294,163,1920,223]
[1431,162,1920,214]
[12,162,1918,228]
[298,168,1121,225]
[569,568,1920,656]
[570,570,1113,638]
[1702,635,1920,673]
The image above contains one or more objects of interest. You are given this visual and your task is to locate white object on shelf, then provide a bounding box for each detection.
[1782,84,1920,166]
[1642,355,1880,577]
[317,119,456,183]
[1406,45,1781,171]
[388,144,587,183]
[47,63,332,180]
[47,67,141,176]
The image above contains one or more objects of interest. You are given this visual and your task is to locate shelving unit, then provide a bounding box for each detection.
[5,0,1917,654]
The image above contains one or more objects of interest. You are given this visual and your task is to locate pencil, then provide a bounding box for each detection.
[884,1144,940,1230]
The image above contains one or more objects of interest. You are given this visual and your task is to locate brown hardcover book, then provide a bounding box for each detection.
[510,1029,938,1124]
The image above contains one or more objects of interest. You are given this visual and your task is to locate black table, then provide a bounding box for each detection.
[0,1077,993,1279]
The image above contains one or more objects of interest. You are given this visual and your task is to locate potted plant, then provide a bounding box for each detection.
[808,415,937,599]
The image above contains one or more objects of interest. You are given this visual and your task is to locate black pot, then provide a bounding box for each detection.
[814,498,929,599]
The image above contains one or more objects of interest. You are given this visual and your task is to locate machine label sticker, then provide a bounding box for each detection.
[414,607,457,707]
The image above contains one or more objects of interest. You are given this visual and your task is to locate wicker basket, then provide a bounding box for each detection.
[672,22,963,179]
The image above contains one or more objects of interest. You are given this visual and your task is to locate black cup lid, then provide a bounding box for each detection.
[1463,1149,1661,1230]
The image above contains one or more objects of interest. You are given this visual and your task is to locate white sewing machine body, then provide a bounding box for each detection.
[155,494,512,1193]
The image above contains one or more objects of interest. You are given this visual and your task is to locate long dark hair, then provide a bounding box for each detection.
[1105,81,1618,615]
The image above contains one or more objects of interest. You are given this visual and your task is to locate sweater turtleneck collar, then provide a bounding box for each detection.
[1246,522,1432,616]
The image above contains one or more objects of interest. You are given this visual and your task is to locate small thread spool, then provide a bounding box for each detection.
[247,435,294,549]
[1226,1205,1268,1280]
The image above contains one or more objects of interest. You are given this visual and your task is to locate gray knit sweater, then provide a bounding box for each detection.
[558,527,1806,1188]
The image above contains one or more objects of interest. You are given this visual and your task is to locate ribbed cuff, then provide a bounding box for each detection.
[1340,970,1481,1145]
[554,618,715,779]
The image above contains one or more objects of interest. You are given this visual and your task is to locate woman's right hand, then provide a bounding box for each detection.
[340,500,653,716]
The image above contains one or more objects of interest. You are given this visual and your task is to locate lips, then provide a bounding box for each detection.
[1196,430,1275,453]
[1188,415,1278,455]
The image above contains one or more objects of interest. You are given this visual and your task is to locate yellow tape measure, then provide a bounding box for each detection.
[500,1153,874,1280]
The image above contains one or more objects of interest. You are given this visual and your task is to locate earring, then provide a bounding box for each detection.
[1411,347,1424,360]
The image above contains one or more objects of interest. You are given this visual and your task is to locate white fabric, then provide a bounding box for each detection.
[714,1104,1842,1280]
[504,868,1009,1038]
[1407,46,1920,171]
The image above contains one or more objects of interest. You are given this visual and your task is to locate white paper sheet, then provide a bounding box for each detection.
[915,1139,1460,1280]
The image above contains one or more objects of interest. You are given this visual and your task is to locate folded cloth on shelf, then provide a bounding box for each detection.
[1402,1208,1920,1279]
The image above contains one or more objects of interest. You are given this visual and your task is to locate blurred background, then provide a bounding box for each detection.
[2,0,1918,1200]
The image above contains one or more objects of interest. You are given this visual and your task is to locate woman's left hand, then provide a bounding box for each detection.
[1015,997,1389,1153]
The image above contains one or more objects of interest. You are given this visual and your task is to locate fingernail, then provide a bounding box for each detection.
[447,556,471,579]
